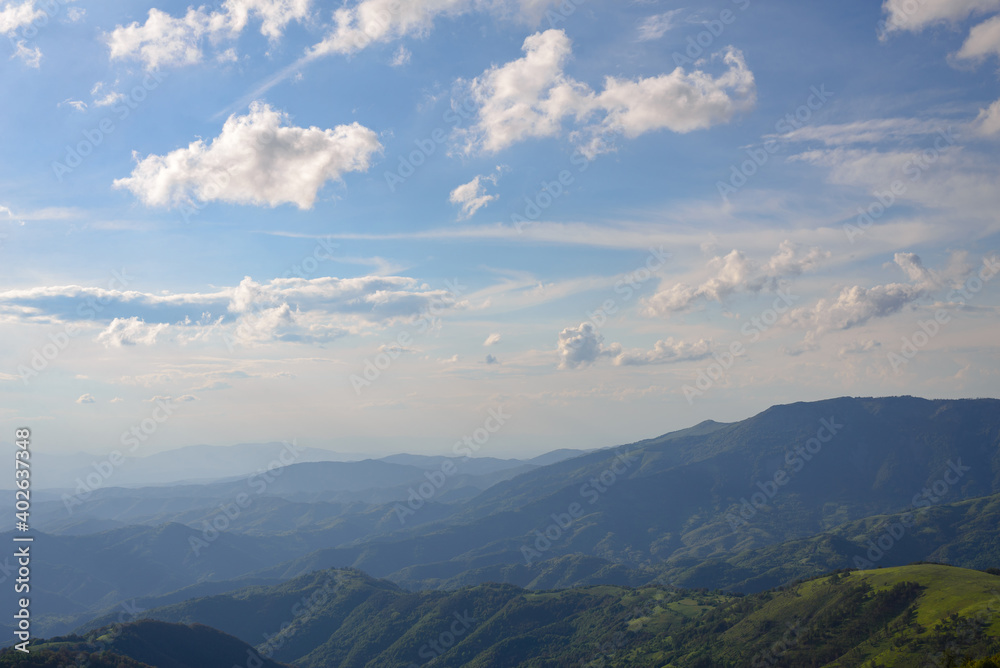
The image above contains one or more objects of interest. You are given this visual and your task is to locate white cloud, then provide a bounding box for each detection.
[0,1,41,36]
[557,322,620,370]
[880,0,1000,34]
[644,241,828,316]
[114,102,382,210]
[60,98,88,112]
[783,252,974,351]
[309,0,559,57]
[106,0,312,69]
[148,394,198,403]
[91,81,126,107]
[975,98,1000,135]
[0,274,455,327]
[614,337,713,366]
[106,8,212,70]
[557,324,713,369]
[957,13,1000,59]
[772,118,948,146]
[458,30,755,155]
[76,393,96,404]
[225,0,312,39]
[96,317,169,347]
[637,10,682,41]
[484,332,502,346]
[450,168,503,219]
[390,44,411,66]
[66,6,84,22]
[11,40,41,67]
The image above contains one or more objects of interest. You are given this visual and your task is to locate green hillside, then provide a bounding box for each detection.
[75,563,1000,667]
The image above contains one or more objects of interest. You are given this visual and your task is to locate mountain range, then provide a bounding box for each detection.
[3,395,999,666]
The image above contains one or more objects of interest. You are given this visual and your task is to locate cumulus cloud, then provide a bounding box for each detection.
[458,29,756,155]
[614,337,713,366]
[113,102,382,209]
[484,332,502,346]
[76,393,96,404]
[106,0,312,69]
[96,317,169,347]
[557,324,713,369]
[644,241,828,316]
[957,13,1000,59]
[557,322,621,370]
[637,10,682,41]
[880,0,1000,35]
[450,168,503,219]
[783,252,974,352]
[0,1,42,36]
[309,0,560,57]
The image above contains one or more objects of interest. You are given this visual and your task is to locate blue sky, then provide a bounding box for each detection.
[2,0,999,459]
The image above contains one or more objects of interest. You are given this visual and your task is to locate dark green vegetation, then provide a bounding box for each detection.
[11,564,1000,667]
[0,620,289,667]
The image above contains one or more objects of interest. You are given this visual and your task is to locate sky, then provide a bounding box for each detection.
[1,0,999,460]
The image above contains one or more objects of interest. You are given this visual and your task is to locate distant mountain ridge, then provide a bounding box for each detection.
[1,441,590,491]
[7,396,1000,641]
